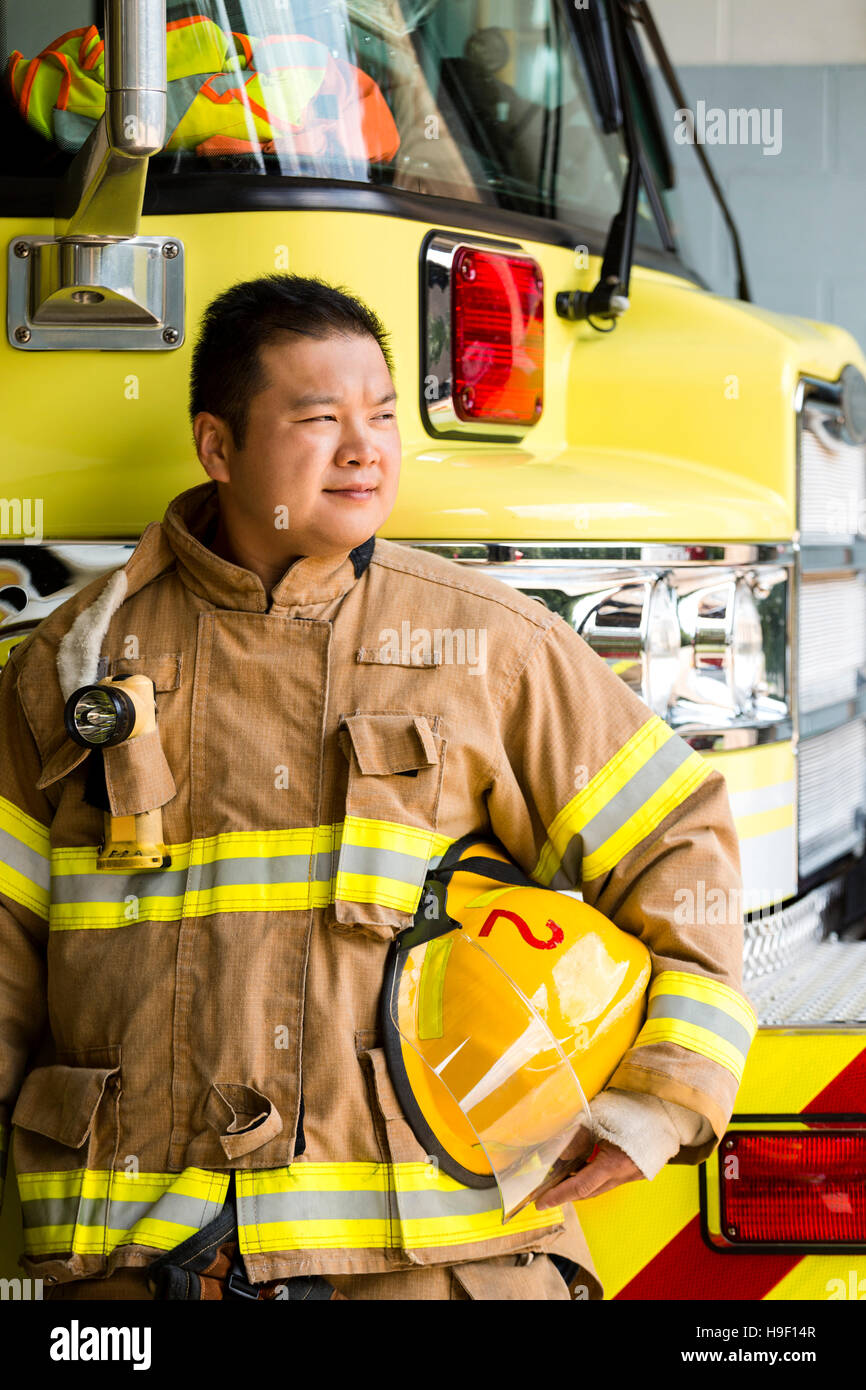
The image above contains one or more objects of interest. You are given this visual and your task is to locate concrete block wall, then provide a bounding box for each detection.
[648,0,866,352]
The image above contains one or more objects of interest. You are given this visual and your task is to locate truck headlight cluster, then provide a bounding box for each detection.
[402,545,790,742]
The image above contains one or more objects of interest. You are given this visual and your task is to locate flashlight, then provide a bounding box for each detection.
[63,673,171,871]
[66,673,153,747]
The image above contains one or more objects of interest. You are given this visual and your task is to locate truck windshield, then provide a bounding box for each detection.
[1,0,667,248]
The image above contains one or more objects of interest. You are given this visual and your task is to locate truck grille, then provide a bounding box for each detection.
[797,401,866,880]
[798,721,866,878]
[799,418,865,538]
[798,573,866,712]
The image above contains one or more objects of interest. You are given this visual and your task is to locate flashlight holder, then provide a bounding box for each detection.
[65,673,172,871]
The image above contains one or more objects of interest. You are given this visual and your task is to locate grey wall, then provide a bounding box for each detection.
[648,0,866,354]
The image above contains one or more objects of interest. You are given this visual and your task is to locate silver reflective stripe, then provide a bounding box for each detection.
[548,734,694,889]
[578,735,694,856]
[337,843,429,886]
[0,826,50,892]
[313,848,337,882]
[51,844,429,907]
[21,1188,225,1232]
[51,864,189,905]
[191,853,322,894]
[242,1185,498,1226]
[646,994,753,1057]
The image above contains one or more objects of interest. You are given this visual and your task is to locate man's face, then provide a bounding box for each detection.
[195,330,401,558]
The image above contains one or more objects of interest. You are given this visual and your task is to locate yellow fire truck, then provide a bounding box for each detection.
[1,0,865,1300]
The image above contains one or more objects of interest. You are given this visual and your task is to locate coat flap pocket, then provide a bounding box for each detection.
[340,713,440,775]
[357,1045,406,1123]
[102,726,177,817]
[36,736,91,790]
[357,1046,430,1165]
[11,1063,119,1147]
[205,1082,283,1159]
[97,653,182,692]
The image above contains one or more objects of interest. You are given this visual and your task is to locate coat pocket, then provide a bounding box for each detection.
[98,652,183,691]
[450,1253,573,1300]
[204,1082,283,1160]
[11,1054,121,1260]
[331,712,447,939]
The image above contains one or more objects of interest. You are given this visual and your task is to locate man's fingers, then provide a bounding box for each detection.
[536,1142,645,1208]
[538,1167,619,1206]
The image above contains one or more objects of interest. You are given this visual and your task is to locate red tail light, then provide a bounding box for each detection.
[451,248,543,425]
[719,1132,866,1244]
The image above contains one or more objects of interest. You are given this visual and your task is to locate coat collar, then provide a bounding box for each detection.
[161,481,375,613]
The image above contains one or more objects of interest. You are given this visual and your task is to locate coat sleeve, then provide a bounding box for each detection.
[484,613,757,1160]
[0,649,53,1210]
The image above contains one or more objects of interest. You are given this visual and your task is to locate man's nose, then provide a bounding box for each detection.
[335,427,379,466]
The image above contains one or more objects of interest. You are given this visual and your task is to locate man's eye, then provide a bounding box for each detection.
[302,415,336,422]
[375,412,396,421]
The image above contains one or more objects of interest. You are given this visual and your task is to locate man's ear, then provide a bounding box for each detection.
[194,412,234,484]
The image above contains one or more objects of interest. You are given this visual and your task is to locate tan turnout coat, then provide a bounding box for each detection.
[0,481,756,1295]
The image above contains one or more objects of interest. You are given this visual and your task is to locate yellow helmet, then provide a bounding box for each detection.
[382,835,652,1217]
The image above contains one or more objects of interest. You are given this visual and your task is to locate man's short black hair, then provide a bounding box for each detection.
[189,273,395,450]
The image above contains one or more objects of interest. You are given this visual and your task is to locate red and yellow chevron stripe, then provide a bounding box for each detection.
[575,1033,866,1300]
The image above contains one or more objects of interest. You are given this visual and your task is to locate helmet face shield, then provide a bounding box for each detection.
[385,928,593,1220]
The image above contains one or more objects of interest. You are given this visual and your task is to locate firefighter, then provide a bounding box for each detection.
[0,273,755,1300]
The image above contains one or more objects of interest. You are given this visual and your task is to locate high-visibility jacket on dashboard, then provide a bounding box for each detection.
[5,15,400,162]
[0,480,755,1291]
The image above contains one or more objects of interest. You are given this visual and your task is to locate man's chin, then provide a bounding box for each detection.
[308,509,390,554]
[300,525,380,558]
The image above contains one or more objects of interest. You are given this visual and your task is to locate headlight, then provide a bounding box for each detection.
[731,580,765,708]
[644,580,681,717]
[677,575,767,718]
[576,576,680,717]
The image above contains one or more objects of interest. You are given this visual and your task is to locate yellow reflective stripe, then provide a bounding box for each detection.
[418,936,453,1040]
[533,716,712,886]
[0,794,50,858]
[534,716,674,885]
[0,794,50,918]
[633,1019,749,1083]
[17,1167,229,1256]
[16,1161,559,1257]
[581,750,711,881]
[651,970,758,1036]
[236,1211,560,1254]
[335,818,450,910]
[236,1164,560,1254]
[632,970,758,1083]
[395,1206,557,1250]
[0,863,49,919]
[333,874,418,911]
[197,827,316,863]
[48,823,454,930]
[340,817,443,857]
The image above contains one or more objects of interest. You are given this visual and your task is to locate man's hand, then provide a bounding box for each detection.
[535,1139,644,1209]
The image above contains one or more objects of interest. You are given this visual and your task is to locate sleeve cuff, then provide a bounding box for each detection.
[588,1087,713,1181]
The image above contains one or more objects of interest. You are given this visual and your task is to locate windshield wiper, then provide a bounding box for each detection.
[556,0,640,326]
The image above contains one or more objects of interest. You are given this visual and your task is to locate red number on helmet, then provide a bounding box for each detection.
[478,908,564,950]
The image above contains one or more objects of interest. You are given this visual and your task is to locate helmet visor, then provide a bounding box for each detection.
[386,928,593,1221]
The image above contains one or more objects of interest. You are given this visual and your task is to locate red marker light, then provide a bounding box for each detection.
[452,249,544,425]
[719,1132,866,1243]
